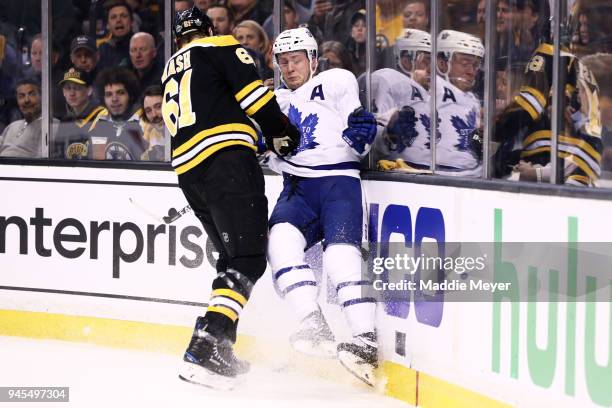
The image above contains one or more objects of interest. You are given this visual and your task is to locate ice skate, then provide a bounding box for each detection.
[337,332,378,386]
[179,318,249,391]
[289,309,337,359]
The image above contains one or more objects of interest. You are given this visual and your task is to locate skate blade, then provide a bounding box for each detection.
[337,350,376,387]
[179,361,237,391]
[291,339,338,359]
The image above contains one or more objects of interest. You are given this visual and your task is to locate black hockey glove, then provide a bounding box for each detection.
[469,128,483,162]
[266,116,301,156]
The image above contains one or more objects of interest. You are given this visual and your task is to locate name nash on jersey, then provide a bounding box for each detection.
[162,51,192,83]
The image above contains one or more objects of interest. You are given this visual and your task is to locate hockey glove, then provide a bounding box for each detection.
[342,107,377,155]
[266,117,301,156]
[387,106,418,153]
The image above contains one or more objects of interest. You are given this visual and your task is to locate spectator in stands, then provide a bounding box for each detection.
[402,0,429,31]
[376,0,405,47]
[129,32,163,94]
[320,41,353,72]
[98,0,135,70]
[228,0,270,26]
[581,53,612,171]
[20,34,65,119]
[52,67,104,159]
[0,77,43,158]
[234,20,273,79]
[511,0,548,62]
[0,35,19,134]
[175,0,194,13]
[70,35,100,80]
[262,0,300,42]
[195,0,217,13]
[207,5,235,36]
[89,67,146,160]
[24,34,60,78]
[571,0,612,55]
[125,0,160,36]
[139,85,167,162]
[309,0,364,44]
[477,0,485,24]
[345,9,366,76]
[234,20,270,55]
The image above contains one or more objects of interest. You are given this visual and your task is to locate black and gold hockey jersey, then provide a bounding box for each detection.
[161,35,286,177]
[495,43,603,186]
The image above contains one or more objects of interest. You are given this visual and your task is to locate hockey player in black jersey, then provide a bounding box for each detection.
[493,42,603,186]
[161,6,300,390]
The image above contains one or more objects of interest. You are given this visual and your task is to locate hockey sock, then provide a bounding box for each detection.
[205,268,254,340]
[268,223,319,321]
[324,244,376,336]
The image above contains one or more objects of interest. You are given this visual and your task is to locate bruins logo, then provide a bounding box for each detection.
[105,141,134,160]
[66,143,88,160]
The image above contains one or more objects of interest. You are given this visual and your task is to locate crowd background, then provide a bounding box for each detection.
[0,0,609,187]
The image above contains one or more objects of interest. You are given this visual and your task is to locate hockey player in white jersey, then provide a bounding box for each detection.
[435,30,484,177]
[371,29,433,172]
[266,27,379,386]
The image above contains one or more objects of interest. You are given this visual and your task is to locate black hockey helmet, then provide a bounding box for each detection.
[174,6,214,40]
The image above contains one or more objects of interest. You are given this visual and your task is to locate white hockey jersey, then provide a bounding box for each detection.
[370,68,432,167]
[268,68,363,178]
[435,76,482,176]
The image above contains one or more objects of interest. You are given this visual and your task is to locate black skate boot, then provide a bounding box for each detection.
[179,317,249,390]
[289,309,337,358]
[337,332,378,386]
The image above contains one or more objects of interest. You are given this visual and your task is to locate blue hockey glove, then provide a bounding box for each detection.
[342,107,377,154]
[387,106,418,153]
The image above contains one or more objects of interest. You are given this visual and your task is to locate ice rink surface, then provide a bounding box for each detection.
[0,336,410,408]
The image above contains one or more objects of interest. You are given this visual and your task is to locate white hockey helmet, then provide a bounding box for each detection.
[437,30,484,81]
[437,30,485,60]
[273,27,318,82]
[395,29,431,75]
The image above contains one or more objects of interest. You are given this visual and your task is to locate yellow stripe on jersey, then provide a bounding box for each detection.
[559,152,598,181]
[514,94,540,120]
[173,123,257,157]
[560,136,602,162]
[235,80,264,102]
[520,86,547,107]
[245,90,274,116]
[77,106,104,128]
[521,146,550,158]
[522,130,551,148]
[175,141,256,175]
[188,35,240,48]
[567,174,591,186]
[207,306,239,322]
[212,289,247,306]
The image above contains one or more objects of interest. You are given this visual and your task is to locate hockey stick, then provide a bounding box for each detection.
[128,198,192,224]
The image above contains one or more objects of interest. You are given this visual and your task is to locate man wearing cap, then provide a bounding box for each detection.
[70,35,100,79]
[52,67,104,159]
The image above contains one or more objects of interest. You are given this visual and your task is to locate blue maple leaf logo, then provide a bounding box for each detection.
[451,109,478,152]
[420,114,441,149]
[288,104,319,153]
